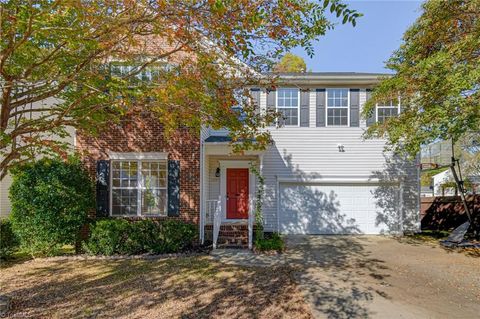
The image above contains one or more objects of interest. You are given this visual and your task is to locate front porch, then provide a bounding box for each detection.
[200,142,264,249]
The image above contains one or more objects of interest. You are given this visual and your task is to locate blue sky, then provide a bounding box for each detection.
[290,0,422,73]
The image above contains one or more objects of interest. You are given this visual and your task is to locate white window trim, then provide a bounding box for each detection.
[325,88,350,127]
[375,98,401,123]
[109,158,168,217]
[109,152,168,160]
[276,88,300,127]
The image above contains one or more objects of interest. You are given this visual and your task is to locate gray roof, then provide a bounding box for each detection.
[260,71,393,86]
[267,72,392,77]
[204,136,232,143]
[204,136,257,143]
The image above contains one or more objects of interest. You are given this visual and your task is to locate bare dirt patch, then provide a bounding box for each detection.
[0,256,312,318]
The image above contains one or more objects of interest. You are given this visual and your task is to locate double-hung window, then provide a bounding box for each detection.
[277,88,299,126]
[376,99,400,123]
[326,89,349,126]
[111,160,168,216]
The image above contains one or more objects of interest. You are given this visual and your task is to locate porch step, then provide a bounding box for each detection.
[217,224,248,248]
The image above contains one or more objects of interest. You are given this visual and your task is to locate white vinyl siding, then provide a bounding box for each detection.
[261,127,420,233]
[0,174,12,217]
[309,90,316,127]
[326,88,349,126]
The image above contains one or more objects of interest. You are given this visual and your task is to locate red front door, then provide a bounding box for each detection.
[226,168,249,219]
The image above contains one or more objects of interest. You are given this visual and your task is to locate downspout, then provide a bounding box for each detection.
[199,135,205,244]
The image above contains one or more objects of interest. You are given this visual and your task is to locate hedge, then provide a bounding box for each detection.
[83,219,197,256]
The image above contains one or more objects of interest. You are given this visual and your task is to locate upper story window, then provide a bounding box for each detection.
[376,99,400,123]
[231,89,248,122]
[326,89,349,126]
[277,88,299,126]
[111,160,167,216]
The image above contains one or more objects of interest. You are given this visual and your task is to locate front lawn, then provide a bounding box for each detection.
[0,256,312,318]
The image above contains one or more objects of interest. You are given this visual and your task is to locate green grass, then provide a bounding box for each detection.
[254,233,285,252]
[409,230,450,241]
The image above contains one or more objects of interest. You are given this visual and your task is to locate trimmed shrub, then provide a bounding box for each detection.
[154,220,198,253]
[83,219,197,256]
[0,218,19,259]
[254,232,285,252]
[82,219,132,255]
[9,157,94,257]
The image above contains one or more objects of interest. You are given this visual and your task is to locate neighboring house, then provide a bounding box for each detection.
[77,72,421,248]
[433,169,480,196]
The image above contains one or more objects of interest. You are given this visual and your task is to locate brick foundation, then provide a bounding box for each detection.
[205,223,258,248]
[76,112,200,225]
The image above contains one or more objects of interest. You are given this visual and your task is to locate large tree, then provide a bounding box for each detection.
[273,53,307,72]
[363,0,480,157]
[0,0,361,179]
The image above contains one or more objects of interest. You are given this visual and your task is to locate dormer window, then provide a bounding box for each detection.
[376,99,400,123]
[277,88,299,126]
[326,89,349,126]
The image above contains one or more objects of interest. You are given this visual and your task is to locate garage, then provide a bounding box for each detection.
[279,182,399,234]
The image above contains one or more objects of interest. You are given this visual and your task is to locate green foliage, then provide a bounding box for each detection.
[9,157,94,257]
[441,179,473,193]
[273,53,307,73]
[363,0,480,156]
[83,219,197,256]
[0,0,361,177]
[0,218,19,259]
[249,163,265,240]
[254,233,285,252]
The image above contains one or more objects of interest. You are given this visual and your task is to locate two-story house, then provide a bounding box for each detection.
[77,72,420,249]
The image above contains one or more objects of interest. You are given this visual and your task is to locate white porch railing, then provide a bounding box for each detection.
[205,199,218,225]
[248,198,255,250]
[212,196,222,249]
[207,196,255,250]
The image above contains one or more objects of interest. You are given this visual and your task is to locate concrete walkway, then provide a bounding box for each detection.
[209,248,287,267]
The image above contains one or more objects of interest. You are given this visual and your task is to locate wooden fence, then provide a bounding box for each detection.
[420,195,480,231]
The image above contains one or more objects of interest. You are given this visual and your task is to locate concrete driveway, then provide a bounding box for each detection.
[285,235,480,319]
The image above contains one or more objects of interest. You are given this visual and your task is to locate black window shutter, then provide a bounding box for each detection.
[266,90,276,110]
[300,89,310,127]
[266,89,276,126]
[350,89,360,127]
[366,89,376,127]
[96,160,110,217]
[250,88,260,115]
[167,160,180,217]
[316,89,326,127]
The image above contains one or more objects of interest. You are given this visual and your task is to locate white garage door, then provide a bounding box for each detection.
[279,183,397,234]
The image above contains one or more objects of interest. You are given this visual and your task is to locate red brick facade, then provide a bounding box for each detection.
[76,112,200,224]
